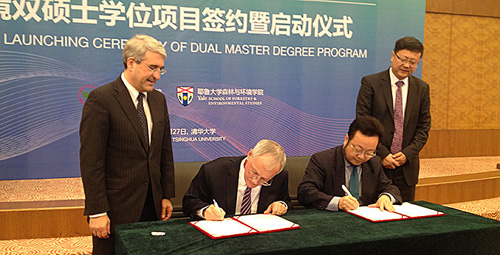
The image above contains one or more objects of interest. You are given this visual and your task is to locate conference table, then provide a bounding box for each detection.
[115,201,500,254]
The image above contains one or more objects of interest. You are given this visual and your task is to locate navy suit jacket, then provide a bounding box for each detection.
[182,156,292,220]
[297,146,402,209]
[356,69,431,186]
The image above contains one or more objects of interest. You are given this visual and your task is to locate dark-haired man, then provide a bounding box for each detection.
[298,116,402,211]
[356,36,431,202]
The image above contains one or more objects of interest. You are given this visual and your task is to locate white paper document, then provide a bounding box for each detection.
[394,202,445,217]
[348,206,408,221]
[190,214,300,239]
[347,202,445,222]
[190,218,258,238]
[234,214,299,232]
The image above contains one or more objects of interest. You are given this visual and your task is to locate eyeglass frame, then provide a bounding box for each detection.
[394,51,420,67]
[349,143,376,158]
[134,59,167,75]
[247,167,274,187]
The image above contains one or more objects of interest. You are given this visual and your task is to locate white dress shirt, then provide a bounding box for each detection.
[389,67,409,119]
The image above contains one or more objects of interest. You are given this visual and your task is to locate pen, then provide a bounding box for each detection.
[342,184,353,197]
[213,199,222,213]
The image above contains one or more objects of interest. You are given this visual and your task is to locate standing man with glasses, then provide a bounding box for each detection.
[298,116,402,211]
[356,36,431,202]
[80,34,175,254]
[183,139,291,221]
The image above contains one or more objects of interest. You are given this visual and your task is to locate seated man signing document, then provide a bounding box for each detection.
[298,116,402,212]
[183,139,291,220]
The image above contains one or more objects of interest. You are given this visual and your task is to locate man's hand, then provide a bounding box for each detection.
[161,199,173,220]
[382,154,400,169]
[392,152,407,166]
[369,195,395,212]
[264,202,287,215]
[89,215,110,239]
[339,195,359,211]
[203,204,226,221]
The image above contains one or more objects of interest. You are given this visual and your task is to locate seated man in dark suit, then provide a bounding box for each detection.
[298,116,402,211]
[183,139,291,220]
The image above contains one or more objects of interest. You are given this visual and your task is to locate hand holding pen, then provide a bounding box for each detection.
[339,184,359,211]
[203,199,226,221]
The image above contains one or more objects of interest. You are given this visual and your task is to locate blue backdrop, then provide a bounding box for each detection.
[0,0,425,179]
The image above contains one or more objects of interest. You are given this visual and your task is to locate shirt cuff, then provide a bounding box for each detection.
[325,196,341,211]
[277,201,288,209]
[196,205,210,219]
[89,212,107,218]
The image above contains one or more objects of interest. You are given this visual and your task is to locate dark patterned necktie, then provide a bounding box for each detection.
[137,93,149,148]
[391,81,404,154]
[241,187,252,215]
[349,165,359,199]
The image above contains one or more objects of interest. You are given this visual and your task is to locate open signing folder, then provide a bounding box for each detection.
[189,214,301,239]
[347,202,445,223]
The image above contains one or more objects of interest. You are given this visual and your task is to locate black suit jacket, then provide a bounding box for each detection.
[297,146,402,209]
[356,69,431,186]
[80,76,175,229]
[182,156,292,220]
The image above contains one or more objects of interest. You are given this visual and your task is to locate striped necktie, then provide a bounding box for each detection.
[241,186,252,215]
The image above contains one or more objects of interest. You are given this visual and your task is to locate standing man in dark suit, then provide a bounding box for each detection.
[356,36,431,202]
[80,34,175,254]
[298,116,402,211]
[183,139,291,221]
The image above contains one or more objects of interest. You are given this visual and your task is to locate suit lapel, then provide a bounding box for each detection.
[359,162,374,205]
[258,173,278,211]
[226,160,240,215]
[334,147,347,196]
[404,76,417,129]
[380,70,394,117]
[259,186,268,212]
[147,91,159,149]
[113,78,149,152]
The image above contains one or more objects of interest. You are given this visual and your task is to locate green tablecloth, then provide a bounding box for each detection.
[115,201,500,254]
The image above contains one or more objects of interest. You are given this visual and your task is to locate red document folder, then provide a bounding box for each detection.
[346,202,446,223]
[189,214,301,239]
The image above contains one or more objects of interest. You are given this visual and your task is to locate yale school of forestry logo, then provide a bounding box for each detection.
[177,86,194,106]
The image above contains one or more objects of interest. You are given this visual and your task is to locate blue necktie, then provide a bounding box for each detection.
[349,166,359,199]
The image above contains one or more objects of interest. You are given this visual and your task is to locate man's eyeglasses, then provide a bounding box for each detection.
[394,52,420,67]
[145,64,167,75]
[350,144,376,158]
[248,168,273,187]
[134,59,167,75]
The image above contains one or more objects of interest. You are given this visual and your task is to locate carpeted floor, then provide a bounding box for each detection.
[0,178,84,202]
[445,197,500,221]
[0,236,92,254]
[419,156,500,178]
